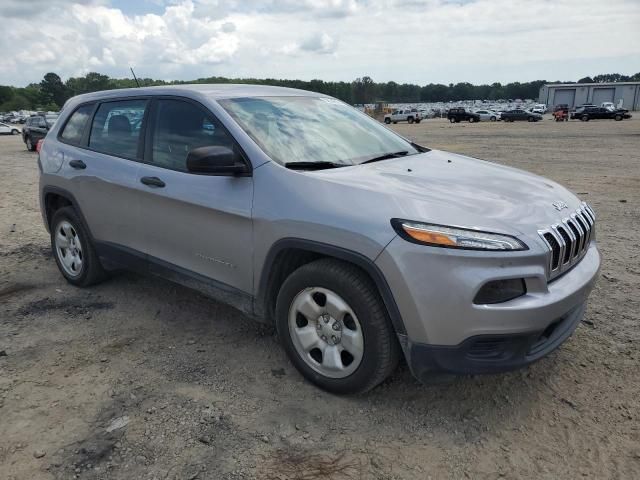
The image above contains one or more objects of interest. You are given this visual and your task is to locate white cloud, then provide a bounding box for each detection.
[0,0,639,86]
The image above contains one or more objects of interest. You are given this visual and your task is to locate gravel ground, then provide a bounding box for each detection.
[1,116,639,480]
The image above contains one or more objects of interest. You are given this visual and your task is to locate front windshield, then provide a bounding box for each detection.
[219,96,419,166]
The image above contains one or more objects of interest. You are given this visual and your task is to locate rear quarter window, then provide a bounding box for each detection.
[60,104,94,145]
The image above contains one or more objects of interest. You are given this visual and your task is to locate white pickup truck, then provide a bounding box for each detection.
[384,108,421,124]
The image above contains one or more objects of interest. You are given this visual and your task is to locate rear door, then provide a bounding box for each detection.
[134,97,254,295]
[61,98,147,252]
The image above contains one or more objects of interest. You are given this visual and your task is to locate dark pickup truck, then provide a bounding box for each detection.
[447,108,480,123]
[570,106,631,121]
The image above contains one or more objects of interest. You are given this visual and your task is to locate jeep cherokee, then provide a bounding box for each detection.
[38,85,601,394]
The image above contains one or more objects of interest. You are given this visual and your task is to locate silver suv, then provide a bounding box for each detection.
[39,85,601,394]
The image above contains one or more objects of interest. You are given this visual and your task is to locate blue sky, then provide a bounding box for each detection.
[1,0,639,87]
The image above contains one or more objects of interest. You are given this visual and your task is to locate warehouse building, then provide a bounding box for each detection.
[539,82,640,110]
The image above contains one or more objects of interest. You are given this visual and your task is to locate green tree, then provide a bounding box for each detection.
[40,72,69,108]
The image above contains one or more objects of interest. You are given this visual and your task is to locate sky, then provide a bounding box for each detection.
[1,0,639,87]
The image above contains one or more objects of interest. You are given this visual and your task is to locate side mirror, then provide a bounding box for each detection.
[186,146,249,176]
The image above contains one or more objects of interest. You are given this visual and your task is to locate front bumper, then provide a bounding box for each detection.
[407,301,585,380]
[375,236,600,378]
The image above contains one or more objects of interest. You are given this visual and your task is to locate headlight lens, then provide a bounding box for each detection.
[391,219,528,251]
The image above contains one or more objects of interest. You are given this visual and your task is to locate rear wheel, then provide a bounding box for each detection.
[50,206,107,287]
[11,129,19,135]
[275,259,399,394]
[449,117,456,123]
[384,118,391,124]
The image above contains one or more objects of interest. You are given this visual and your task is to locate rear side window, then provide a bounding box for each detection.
[60,104,93,145]
[150,99,235,172]
[89,99,147,159]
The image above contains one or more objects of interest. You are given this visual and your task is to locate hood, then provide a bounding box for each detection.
[312,150,582,235]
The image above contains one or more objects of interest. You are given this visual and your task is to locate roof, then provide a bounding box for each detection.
[543,82,640,88]
[67,83,323,105]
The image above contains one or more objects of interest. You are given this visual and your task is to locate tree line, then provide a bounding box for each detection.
[1,71,639,112]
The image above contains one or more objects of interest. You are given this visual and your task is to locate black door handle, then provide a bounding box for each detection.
[140,176,165,188]
[69,160,86,169]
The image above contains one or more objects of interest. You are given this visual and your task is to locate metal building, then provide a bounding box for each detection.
[539,82,640,110]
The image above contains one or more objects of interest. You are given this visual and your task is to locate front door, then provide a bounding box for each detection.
[134,98,254,296]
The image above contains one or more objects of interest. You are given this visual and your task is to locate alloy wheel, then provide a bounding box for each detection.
[54,220,84,277]
[288,287,364,379]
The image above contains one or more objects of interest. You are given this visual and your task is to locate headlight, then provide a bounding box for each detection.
[391,219,528,251]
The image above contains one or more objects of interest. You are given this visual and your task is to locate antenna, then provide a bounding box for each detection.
[130,67,141,88]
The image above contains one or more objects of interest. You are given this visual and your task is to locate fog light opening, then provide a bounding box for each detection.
[474,278,526,305]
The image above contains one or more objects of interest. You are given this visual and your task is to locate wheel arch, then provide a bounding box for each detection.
[42,186,93,238]
[255,238,407,337]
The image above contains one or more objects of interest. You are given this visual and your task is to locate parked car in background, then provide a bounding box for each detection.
[447,107,480,123]
[22,113,59,150]
[474,110,500,122]
[571,106,631,121]
[553,105,569,122]
[384,108,421,124]
[0,122,21,135]
[530,104,547,115]
[501,109,542,122]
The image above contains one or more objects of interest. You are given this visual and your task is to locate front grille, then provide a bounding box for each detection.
[538,202,595,279]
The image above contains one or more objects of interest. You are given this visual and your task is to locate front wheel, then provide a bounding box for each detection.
[614,114,623,121]
[449,117,455,123]
[11,129,20,135]
[581,115,589,122]
[490,116,496,122]
[50,206,107,287]
[275,259,399,394]
[468,117,475,123]
[407,117,414,124]
[384,118,391,124]
[527,116,534,122]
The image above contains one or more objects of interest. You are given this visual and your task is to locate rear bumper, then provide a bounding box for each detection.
[406,301,586,380]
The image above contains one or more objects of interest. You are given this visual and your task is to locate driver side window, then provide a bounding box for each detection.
[150,99,235,172]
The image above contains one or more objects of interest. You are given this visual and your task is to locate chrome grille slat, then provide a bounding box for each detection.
[538,202,595,280]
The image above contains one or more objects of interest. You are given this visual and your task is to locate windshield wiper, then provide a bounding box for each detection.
[284,161,348,170]
[361,151,409,164]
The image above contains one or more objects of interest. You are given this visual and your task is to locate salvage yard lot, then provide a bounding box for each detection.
[1,116,639,480]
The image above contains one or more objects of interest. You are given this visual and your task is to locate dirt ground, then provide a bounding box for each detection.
[1,116,639,480]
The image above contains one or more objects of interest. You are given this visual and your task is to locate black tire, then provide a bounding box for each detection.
[490,116,496,122]
[581,115,589,122]
[11,129,19,135]
[449,117,455,123]
[407,117,414,124]
[468,117,475,123]
[275,258,400,394]
[614,114,622,121]
[527,116,534,122]
[25,136,35,151]
[384,118,391,124]
[50,206,108,287]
